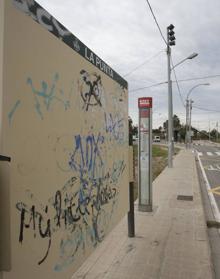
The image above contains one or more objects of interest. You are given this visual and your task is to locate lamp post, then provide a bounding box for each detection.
[166,23,198,167]
[185,83,210,148]
[171,52,198,70]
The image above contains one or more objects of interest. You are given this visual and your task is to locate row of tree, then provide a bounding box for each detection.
[131,114,220,142]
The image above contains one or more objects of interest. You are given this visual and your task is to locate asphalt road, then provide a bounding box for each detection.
[193,141,220,278]
[193,141,220,210]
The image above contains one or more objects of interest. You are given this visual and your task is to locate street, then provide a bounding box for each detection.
[194,141,220,214]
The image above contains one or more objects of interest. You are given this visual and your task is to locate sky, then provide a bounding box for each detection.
[37,0,220,131]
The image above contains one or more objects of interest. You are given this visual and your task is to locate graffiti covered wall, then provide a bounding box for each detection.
[0,0,4,152]
[1,1,128,278]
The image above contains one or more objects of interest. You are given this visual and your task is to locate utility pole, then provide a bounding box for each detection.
[167,48,173,167]
[167,24,175,168]
[217,122,219,142]
[189,99,193,146]
[185,99,189,148]
[209,120,211,142]
[185,83,209,147]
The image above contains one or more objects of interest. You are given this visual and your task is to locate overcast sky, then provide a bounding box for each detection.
[37,0,220,131]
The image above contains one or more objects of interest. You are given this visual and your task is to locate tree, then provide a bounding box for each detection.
[178,125,186,142]
[210,129,220,141]
[163,114,182,141]
[128,116,138,139]
[173,114,181,129]
[173,115,181,141]
[132,125,138,137]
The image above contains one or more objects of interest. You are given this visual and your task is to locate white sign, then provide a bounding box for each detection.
[138,97,152,212]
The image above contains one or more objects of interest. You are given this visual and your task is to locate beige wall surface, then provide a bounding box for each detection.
[2,0,128,278]
[0,0,4,153]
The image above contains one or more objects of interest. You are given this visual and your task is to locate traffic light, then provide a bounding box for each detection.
[167,24,175,46]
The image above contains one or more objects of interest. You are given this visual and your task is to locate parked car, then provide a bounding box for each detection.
[132,135,138,142]
[153,136,161,142]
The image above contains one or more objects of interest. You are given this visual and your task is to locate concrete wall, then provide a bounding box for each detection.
[0,2,9,278]
[1,0,128,278]
[0,0,4,153]
[0,0,2,271]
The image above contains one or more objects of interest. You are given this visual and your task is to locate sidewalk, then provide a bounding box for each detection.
[72,149,214,279]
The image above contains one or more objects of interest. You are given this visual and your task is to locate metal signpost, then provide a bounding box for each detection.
[138,97,153,212]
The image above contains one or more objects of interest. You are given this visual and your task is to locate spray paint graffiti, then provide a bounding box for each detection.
[7,73,73,123]
[26,73,72,119]
[12,0,71,40]
[8,69,106,123]
[16,176,78,265]
[12,0,128,87]
[78,70,103,111]
[16,155,125,270]
[8,100,21,125]
[11,75,127,270]
[116,85,127,103]
[17,202,52,265]
[69,133,105,179]
[104,112,125,144]
[7,1,128,277]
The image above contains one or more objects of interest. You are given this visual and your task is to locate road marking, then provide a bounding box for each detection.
[204,164,220,171]
[196,151,220,157]
[209,186,220,196]
[197,155,220,224]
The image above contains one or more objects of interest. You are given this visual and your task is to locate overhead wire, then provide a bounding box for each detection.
[144,0,167,46]
[129,74,220,86]
[135,0,220,121]
[123,49,165,77]
[133,0,220,117]
[176,74,220,83]
[170,55,185,107]
[192,105,220,113]
[129,73,220,93]
[124,0,168,79]
[129,81,167,93]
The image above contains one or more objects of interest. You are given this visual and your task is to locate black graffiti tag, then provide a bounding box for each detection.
[18,203,51,265]
[13,0,71,40]
[16,159,124,266]
[79,70,102,111]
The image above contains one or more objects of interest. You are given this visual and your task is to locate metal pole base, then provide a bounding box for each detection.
[138,204,152,212]
[128,182,135,237]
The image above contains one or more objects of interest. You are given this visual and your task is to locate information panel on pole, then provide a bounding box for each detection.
[138,97,152,212]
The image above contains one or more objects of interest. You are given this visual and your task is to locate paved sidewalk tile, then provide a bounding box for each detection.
[72,150,214,279]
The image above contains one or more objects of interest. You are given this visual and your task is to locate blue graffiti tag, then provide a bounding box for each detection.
[26,73,72,119]
[8,100,21,125]
[7,73,74,123]
[104,112,125,143]
[69,133,105,179]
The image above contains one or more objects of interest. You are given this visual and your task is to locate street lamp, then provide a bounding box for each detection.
[171,52,198,70]
[185,83,210,147]
[167,32,198,168]
[186,83,210,100]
